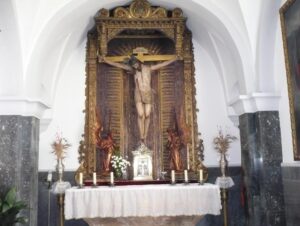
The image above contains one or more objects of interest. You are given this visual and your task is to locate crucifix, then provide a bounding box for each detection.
[99,48,180,143]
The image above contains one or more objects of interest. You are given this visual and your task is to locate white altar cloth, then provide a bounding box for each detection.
[65,183,221,220]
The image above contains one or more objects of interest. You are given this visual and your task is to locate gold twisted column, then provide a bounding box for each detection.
[57,194,65,226]
[221,188,228,226]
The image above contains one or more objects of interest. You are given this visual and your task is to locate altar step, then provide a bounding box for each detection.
[84,216,203,226]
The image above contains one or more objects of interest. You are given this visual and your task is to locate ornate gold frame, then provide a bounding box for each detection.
[280,0,300,160]
[76,0,206,181]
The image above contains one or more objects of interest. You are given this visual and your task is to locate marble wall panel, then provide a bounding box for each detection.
[239,112,286,226]
[0,116,39,226]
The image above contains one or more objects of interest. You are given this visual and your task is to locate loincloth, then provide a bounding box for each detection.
[135,89,152,104]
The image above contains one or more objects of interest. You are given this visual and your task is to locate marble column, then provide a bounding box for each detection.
[239,111,286,226]
[0,116,39,226]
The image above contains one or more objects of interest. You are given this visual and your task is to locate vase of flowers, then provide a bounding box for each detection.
[51,133,71,182]
[111,155,131,179]
[213,129,237,177]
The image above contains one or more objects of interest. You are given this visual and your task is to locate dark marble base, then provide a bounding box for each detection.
[38,171,88,226]
[38,167,245,226]
[0,116,39,226]
[239,112,286,226]
[197,167,245,226]
[282,165,300,226]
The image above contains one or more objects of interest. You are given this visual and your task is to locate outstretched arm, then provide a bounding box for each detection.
[99,56,133,71]
[150,56,180,71]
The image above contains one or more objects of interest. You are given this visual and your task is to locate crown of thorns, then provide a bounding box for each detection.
[124,54,141,66]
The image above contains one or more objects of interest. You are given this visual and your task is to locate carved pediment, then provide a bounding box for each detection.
[96,0,183,19]
[115,0,166,19]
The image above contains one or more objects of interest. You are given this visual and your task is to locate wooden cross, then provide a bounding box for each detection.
[102,47,177,63]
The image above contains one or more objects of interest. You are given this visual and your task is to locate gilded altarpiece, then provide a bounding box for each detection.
[77,0,205,181]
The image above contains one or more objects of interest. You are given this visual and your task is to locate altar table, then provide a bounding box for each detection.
[65,183,221,221]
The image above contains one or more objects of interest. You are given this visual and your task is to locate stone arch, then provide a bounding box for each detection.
[24,0,253,119]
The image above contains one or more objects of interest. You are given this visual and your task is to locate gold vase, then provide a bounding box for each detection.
[219,153,228,177]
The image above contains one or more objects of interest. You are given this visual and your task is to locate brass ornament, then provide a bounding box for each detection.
[172,8,183,18]
[129,0,151,18]
[114,8,130,18]
[113,0,168,19]
[97,8,109,18]
[151,8,167,18]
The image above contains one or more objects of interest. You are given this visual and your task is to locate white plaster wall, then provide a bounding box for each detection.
[0,0,23,96]
[39,42,86,170]
[38,40,241,170]
[194,42,241,167]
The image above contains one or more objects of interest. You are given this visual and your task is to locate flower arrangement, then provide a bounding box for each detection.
[213,128,237,177]
[213,129,237,155]
[51,133,71,161]
[51,132,71,181]
[111,155,131,178]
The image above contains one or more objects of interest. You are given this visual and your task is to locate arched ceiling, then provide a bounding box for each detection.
[1,0,283,118]
[25,0,249,102]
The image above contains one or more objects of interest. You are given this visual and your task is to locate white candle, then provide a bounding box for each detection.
[199,169,203,181]
[79,172,83,186]
[184,170,188,182]
[110,172,114,185]
[171,170,175,183]
[187,145,190,170]
[93,172,97,185]
[47,171,52,182]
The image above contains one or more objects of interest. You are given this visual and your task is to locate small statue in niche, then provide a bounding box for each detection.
[99,54,179,143]
[167,128,183,171]
[167,108,190,171]
[99,131,116,172]
[95,109,116,172]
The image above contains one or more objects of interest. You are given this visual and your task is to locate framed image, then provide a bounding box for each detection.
[280,0,300,160]
[132,149,153,181]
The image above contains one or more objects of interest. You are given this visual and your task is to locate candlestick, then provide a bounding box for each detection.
[110,172,114,186]
[184,170,188,183]
[93,172,97,186]
[171,170,175,184]
[79,172,83,187]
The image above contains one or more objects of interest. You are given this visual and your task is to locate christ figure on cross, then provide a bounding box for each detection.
[99,54,179,143]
